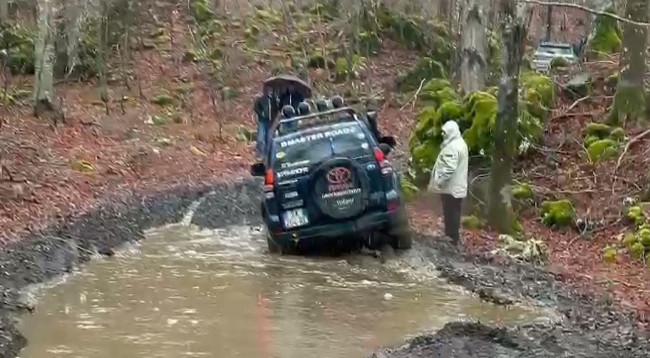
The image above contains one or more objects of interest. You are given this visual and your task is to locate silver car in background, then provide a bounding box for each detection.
[533,42,578,73]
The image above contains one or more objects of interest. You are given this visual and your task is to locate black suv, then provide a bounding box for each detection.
[250,105,412,254]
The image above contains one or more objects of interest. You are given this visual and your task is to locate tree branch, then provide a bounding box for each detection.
[522,0,650,27]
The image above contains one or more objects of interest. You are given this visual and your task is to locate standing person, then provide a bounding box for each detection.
[427,120,469,245]
[254,93,271,158]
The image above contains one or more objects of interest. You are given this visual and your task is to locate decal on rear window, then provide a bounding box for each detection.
[279,126,357,148]
[276,167,309,179]
[280,159,310,169]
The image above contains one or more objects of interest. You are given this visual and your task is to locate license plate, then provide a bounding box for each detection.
[282,209,309,229]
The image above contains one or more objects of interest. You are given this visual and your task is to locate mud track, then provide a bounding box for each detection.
[0,179,648,357]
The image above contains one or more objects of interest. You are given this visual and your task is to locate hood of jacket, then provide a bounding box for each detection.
[441,120,461,147]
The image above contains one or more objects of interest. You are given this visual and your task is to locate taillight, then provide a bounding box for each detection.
[264,169,274,191]
[387,200,399,212]
[373,147,384,162]
[374,147,392,175]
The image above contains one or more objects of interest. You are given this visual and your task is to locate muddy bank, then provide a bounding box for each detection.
[0,178,649,358]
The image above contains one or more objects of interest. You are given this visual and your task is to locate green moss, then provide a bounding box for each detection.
[540,199,575,227]
[512,183,535,201]
[623,232,637,247]
[584,135,600,148]
[587,5,622,56]
[605,73,619,88]
[610,127,626,141]
[584,122,612,138]
[397,57,446,92]
[520,71,554,119]
[640,228,650,247]
[602,245,617,264]
[462,91,498,153]
[627,205,645,226]
[419,79,458,108]
[630,242,645,260]
[586,139,617,163]
[461,215,482,230]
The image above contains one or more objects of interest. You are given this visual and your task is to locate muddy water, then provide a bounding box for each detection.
[18,224,548,358]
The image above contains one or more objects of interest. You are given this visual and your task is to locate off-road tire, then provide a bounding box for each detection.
[391,227,413,250]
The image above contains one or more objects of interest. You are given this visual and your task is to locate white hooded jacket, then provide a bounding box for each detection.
[427,121,469,198]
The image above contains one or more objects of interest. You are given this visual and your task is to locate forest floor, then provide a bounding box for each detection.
[2,2,650,329]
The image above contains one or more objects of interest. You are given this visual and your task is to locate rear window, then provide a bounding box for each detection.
[272,122,373,171]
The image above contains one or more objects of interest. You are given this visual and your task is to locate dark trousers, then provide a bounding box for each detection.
[441,194,462,243]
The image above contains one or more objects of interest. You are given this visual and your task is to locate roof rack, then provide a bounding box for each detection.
[271,107,359,135]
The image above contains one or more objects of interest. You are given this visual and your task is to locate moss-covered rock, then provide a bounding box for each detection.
[627,205,645,226]
[602,245,617,263]
[586,5,622,57]
[397,57,446,92]
[541,199,574,227]
[512,183,535,201]
[461,215,482,230]
[630,242,645,260]
[520,71,554,120]
[610,127,626,141]
[584,122,612,138]
[623,232,637,248]
[564,72,592,99]
[586,139,618,163]
[640,227,650,247]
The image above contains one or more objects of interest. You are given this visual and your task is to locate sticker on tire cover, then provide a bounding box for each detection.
[275,151,286,159]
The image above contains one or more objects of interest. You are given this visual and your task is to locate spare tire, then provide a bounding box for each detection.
[310,157,369,219]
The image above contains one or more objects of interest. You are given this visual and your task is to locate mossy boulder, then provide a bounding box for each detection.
[630,242,645,260]
[586,5,621,57]
[610,127,626,141]
[627,205,646,226]
[623,232,637,248]
[541,199,574,227]
[564,72,592,99]
[584,122,612,138]
[520,71,554,120]
[461,215,482,230]
[397,57,446,92]
[512,183,535,201]
[640,227,650,247]
[586,139,618,163]
[602,245,617,263]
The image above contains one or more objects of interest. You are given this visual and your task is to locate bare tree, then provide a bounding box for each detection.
[0,0,8,24]
[460,0,486,93]
[64,0,82,78]
[488,0,526,234]
[607,0,648,126]
[33,0,57,118]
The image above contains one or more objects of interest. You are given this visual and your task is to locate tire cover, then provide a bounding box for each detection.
[311,158,369,219]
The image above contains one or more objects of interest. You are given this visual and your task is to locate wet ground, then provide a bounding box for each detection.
[17,224,544,358]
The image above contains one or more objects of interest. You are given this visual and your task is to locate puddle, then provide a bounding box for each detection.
[18,224,548,358]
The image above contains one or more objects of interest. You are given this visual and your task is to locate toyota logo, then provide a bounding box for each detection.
[327,167,351,185]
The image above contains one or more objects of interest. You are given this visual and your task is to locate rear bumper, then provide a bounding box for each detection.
[270,209,406,245]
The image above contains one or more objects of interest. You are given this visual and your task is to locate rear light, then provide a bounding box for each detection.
[374,147,392,175]
[264,169,274,191]
[373,147,384,162]
[387,199,399,212]
[272,226,282,234]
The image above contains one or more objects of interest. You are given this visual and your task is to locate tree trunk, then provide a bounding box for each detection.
[607,0,648,126]
[64,0,81,78]
[545,5,552,42]
[34,0,56,116]
[97,8,109,114]
[488,0,525,234]
[0,0,8,24]
[460,0,486,93]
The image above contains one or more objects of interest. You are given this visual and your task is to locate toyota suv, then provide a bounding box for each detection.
[250,105,412,254]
